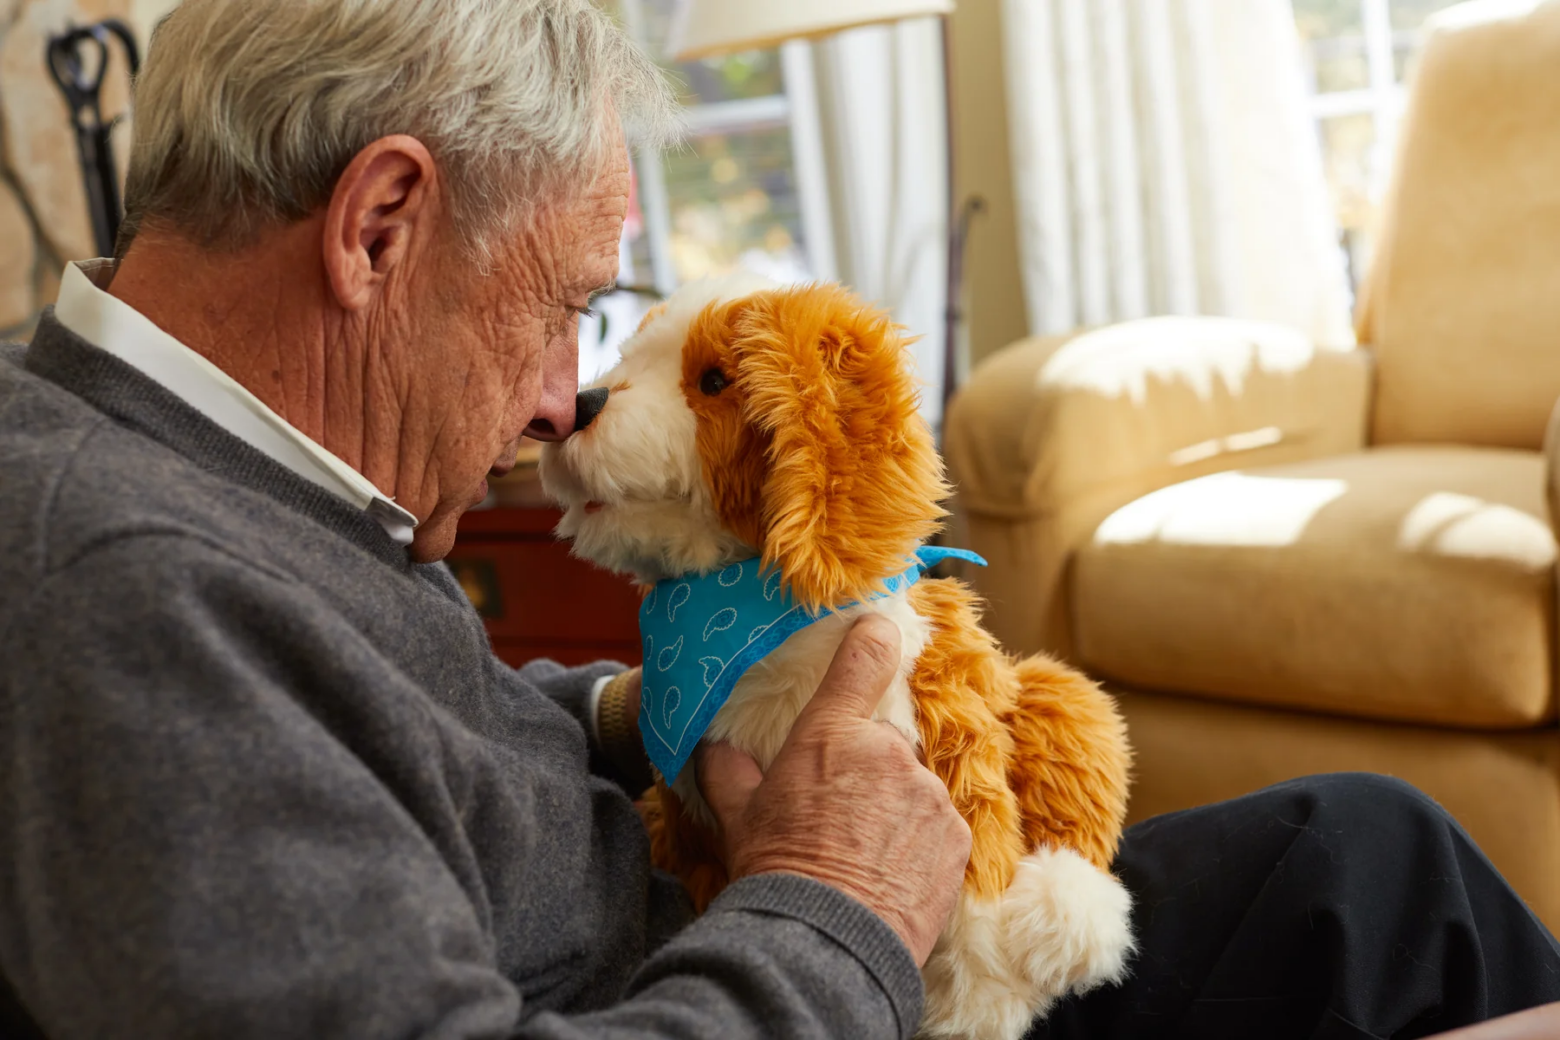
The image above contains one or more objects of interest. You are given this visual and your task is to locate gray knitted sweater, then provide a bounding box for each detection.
[0,314,922,1040]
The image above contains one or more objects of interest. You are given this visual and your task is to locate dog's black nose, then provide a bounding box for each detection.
[574,387,610,433]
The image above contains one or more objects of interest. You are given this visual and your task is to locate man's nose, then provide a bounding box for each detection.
[574,388,609,433]
[522,334,583,442]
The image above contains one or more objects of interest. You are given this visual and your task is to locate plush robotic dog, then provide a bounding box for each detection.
[540,277,1134,1040]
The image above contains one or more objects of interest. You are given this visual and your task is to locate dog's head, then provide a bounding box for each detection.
[539,278,948,612]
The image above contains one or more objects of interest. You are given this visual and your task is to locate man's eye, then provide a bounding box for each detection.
[700,368,728,396]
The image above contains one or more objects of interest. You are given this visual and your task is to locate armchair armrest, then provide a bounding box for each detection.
[1425,1003,1560,1040]
[944,316,1371,658]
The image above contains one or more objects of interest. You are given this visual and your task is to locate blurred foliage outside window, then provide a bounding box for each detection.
[1292,0,1463,288]
[581,0,814,377]
[660,128,807,284]
[622,0,810,289]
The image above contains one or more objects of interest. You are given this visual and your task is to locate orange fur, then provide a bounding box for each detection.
[643,781,729,913]
[651,282,1132,945]
[1005,656,1132,871]
[637,302,669,332]
[907,578,1027,899]
[680,300,770,551]
[685,285,949,613]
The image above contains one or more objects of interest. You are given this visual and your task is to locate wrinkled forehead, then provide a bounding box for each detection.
[548,192,627,303]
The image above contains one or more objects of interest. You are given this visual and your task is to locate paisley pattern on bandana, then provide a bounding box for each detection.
[637,546,987,782]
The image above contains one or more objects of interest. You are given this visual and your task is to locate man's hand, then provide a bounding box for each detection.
[695,614,971,966]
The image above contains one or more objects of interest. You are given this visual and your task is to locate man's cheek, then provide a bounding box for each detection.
[550,325,581,379]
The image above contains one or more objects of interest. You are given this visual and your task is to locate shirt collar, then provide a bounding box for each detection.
[52,259,418,546]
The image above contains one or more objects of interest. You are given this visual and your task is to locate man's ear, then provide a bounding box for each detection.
[323,134,439,311]
[732,284,949,613]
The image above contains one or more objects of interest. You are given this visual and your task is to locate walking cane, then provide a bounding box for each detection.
[46,20,140,258]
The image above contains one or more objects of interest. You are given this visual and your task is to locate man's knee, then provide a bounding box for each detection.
[1266,771,1460,844]
[1119,772,1459,879]
[1281,771,1445,816]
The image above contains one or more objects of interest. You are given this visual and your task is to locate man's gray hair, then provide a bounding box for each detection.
[121,0,680,257]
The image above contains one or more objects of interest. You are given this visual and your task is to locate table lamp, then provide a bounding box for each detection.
[665,0,977,420]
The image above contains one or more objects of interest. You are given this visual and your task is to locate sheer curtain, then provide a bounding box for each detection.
[1001,0,1354,346]
[806,19,950,426]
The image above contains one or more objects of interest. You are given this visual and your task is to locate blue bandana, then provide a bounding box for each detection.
[637,546,987,782]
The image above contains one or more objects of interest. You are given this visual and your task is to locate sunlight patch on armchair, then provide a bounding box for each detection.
[1093,472,1348,547]
[1166,426,1286,467]
[1398,491,1556,570]
[1038,317,1316,405]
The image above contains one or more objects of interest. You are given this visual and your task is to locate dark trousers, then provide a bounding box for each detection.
[1029,773,1560,1040]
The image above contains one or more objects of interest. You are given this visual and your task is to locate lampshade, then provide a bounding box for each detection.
[665,0,954,61]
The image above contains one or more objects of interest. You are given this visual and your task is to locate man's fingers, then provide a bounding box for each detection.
[694,741,763,831]
[796,614,902,726]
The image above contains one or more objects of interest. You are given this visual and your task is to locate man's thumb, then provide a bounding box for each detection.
[800,613,902,724]
[694,741,763,830]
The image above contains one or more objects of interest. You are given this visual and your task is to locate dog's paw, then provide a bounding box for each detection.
[918,846,1134,1040]
[1003,845,1134,1001]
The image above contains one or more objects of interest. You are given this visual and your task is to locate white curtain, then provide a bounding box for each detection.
[1001,0,1354,347]
[807,19,950,426]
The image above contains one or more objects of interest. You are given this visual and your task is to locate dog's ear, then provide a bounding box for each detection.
[729,284,948,612]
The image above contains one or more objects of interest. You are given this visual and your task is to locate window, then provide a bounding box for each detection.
[1292,0,1463,288]
[580,0,833,381]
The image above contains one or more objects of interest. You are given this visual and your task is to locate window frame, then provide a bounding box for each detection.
[616,0,837,295]
[1298,0,1458,286]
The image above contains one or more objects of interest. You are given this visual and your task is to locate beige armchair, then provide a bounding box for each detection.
[945,1,1560,930]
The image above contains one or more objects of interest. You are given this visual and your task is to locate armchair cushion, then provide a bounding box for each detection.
[1072,446,1557,729]
[948,317,1369,519]
[946,316,1370,656]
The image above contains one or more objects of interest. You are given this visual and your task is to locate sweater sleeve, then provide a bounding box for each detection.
[0,535,922,1040]
[533,876,924,1040]
[515,657,644,794]
[420,562,642,792]
[518,663,654,798]
[516,656,622,731]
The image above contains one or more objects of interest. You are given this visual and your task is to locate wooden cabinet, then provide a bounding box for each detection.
[448,505,642,669]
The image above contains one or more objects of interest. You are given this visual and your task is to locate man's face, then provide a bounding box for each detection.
[404,148,628,561]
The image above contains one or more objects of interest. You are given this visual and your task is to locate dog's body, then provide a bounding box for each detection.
[541,277,1135,1039]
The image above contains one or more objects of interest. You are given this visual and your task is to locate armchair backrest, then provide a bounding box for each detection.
[1357,0,1560,450]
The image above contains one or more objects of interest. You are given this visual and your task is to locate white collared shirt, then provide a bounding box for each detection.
[53,259,419,546]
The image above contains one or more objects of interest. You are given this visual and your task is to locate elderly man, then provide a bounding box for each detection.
[0,1,1557,1038]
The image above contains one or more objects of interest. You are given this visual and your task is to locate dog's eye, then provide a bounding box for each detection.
[699,368,728,396]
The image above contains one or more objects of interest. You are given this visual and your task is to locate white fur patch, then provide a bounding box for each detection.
[539,274,777,583]
[919,847,1134,1040]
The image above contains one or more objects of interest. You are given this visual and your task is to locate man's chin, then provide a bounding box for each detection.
[409,508,464,563]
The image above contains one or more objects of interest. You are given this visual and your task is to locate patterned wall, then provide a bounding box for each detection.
[0,0,143,339]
